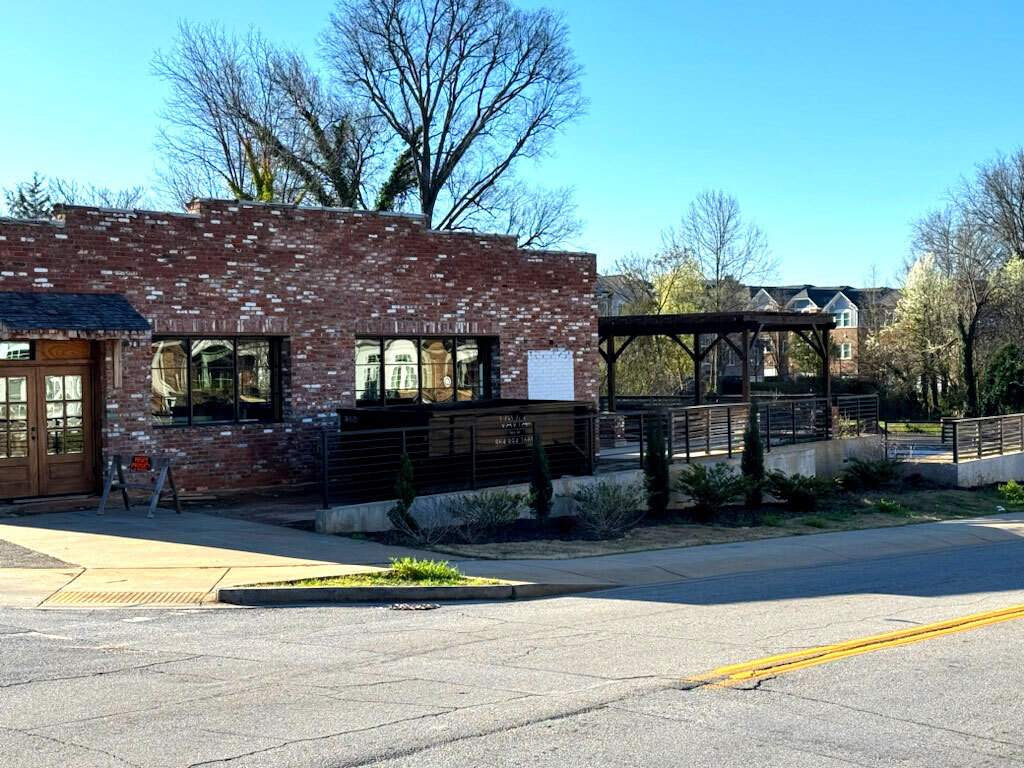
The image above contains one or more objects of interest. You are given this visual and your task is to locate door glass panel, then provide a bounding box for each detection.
[1,377,29,460]
[190,339,235,423]
[45,374,84,455]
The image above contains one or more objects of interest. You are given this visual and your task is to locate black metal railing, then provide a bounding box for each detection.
[322,413,596,507]
[321,394,881,506]
[949,413,1024,463]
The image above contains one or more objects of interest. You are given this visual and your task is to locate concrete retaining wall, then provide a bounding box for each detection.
[908,452,1024,488]
[315,435,883,534]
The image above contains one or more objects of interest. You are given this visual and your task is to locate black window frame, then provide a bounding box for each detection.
[152,335,284,427]
[356,335,494,406]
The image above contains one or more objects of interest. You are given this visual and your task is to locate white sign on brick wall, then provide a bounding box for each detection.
[527,348,575,400]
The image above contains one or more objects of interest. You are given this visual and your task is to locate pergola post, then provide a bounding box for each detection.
[741,328,751,402]
[693,333,702,405]
[821,327,832,438]
[606,336,617,412]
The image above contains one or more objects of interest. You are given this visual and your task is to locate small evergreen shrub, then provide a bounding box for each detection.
[643,417,671,517]
[529,431,554,518]
[388,557,462,582]
[676,463,744,522]
[998,479,1024,506]
[760,513,785,527]
[571,479,646,538]
[448,490,527,543]
[740,403,765,507]
[387,453,421,537]
[765,470,836,512]
[801,515,830,528]
[842,457,901,490]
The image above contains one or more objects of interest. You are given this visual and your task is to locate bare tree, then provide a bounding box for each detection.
[462,182,582,248]
[153,22,415,209]
[667,190,777,312]
[325,0,586,233]
[50,178,151,209]
[914,207,1005,415]
[969,149,1024,260]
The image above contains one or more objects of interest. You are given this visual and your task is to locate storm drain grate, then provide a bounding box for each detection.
[43,590,207,607]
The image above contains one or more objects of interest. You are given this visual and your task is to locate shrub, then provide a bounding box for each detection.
[387,453,421,538]
[981,343,1024,416]
[677,463,744,522]
[529,431,554,519]
[448,490,526,543]
[760,513,785,527]
[765,470,836,512]
[643,417,671,517]
[388,557,462,583]
[998,479,1024,506]
[842,457,902,490]
[871,498,911,517]
[801,515,830,528]
[740,403,765,507]
[571,479,646,539]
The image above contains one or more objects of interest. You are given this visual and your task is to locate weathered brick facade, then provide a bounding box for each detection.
[0,200,597,492]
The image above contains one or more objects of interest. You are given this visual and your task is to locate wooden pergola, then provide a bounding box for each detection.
[598,311,837,411]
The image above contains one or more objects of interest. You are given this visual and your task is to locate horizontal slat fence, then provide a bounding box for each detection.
[950,413,1024,463]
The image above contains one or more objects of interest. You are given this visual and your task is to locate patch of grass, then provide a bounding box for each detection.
[871,498,911,517]
[883,421,942,435]
[256,557,505,587]
[760,513,785,528]
[800,515,831,528]
[388,556,462,582]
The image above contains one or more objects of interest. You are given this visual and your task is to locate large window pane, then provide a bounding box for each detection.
[237,340,274,421]
[456,340,485,401]
[190,339,235,423]
[384,339,419,403]
[355,339,382,402]
[152,340,188,426]
[420,338,454,403]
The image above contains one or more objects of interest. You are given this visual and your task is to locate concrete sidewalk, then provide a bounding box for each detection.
[1,507,1023,607]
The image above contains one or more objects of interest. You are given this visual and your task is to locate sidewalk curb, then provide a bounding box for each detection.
[216,581,612,606]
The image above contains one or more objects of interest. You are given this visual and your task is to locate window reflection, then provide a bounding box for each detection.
[191,339,235,423]
[420,338,454,403]
[384,339,419,402]
[152,340,188,425]
[237,340,273,421]
[456,340,484,401]
[355,339,382,402]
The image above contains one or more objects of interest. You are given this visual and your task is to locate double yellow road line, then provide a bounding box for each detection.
[691,603,1024,688]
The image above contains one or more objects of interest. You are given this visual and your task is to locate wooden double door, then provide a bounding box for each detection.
[0,365,95,498]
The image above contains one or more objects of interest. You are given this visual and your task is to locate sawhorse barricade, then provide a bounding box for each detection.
[97,455,182,518]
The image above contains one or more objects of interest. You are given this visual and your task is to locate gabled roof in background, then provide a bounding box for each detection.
[747,284,899,310]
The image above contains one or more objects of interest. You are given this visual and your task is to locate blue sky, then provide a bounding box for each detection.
[2,1,1022,284]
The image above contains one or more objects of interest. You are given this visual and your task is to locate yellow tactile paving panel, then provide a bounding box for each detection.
[42,590,207,607]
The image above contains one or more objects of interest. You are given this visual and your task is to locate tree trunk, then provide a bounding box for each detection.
[959,314,979,416]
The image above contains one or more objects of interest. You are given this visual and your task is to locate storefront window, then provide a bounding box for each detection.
[384,339,419,403]
[456,339,484,401]
[237,339,274,422]
[152,337,282,425]
[355,339,382,402]
[152,339,188,426]
[420,338,454,403]
[357,336,491,405]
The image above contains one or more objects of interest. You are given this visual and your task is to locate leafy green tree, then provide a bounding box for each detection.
[528,431,553,519]
[980,343,1024,416]
[642,417,671,517]
[740,403,764,508]
[387,452,420,536]
[3,172,52,219]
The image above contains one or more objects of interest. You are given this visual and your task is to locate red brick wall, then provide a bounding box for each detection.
[0,200,597,491]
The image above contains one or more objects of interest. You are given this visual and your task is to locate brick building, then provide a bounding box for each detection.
[0,200,597,499]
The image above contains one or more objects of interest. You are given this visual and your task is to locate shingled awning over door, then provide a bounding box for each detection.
[0,292,150,338]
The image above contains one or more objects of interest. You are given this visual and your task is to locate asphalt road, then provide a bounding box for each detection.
[2,541,1023,767]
